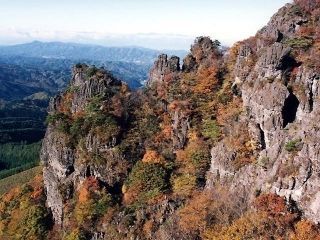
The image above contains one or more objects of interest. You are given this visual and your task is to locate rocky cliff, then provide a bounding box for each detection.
[206,1,320,223]
[2,1,320,240]
[42,64,129,225]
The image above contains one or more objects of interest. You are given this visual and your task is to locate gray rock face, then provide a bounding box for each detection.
[171,108,190,150]
[148,54,180,85]
[41,66,126,225]
[206,3,320,223]
[70,66,121,114]
[257,3,308,48]
[182,36,221,71]
[41,127,74,225]
[182,53,197,72]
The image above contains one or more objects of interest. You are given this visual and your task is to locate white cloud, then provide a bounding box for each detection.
[0,28,195,50]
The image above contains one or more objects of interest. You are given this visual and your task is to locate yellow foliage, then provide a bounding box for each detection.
[176,138,210,177]
[172,174,197,197]
[188,129,201,141]
[204,212,269,240]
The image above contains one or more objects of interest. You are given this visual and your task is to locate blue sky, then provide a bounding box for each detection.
[0,0,291,49]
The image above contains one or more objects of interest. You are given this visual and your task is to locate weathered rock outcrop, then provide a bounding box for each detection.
[42,65,128,225]
[170,102,191,150]
[206,2,320,223]
[257,3,308,48]
[148,54,180,85]
[183,36,221,71]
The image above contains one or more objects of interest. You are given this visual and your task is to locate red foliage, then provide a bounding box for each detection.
[254,193,287,215]
[298,26,316,37]
[254,194,298,230]
[78,177,100,203]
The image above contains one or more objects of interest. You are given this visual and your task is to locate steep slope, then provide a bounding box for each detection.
[1,1,320,240]
[206,0,320,223]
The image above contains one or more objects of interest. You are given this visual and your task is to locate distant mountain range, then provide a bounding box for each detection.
[0,41,187,101]
[0,41,187,64]
[0,55,151,100]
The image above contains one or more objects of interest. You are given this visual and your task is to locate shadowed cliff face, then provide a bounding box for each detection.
[35,1,320,239]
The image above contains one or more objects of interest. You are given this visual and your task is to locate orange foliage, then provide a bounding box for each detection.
[204,194,300,240]
[143,219,155,237]
[154,114,172,142]
[163,72,176,83]
[72,110,85,119]
[153,126,172,144]
[58,92,73,114]
[179,188,244,235]
[168,100,190,112]
[122,183,141,205]
[161,125,172,139]
[216,97,242,126]
[2,187,20,202]
[291,219,320,240]
[159,114,173,140]
[31,185,44,200]
[176,138,210,175]
[254,193,298,228]
[6,208,23,235]
[78,186,90,204]
[175,149,188,171]
[204,212,269,240]
[78,177,100,203]
[194,65,219,94]
[226,43,241,70]
[178,191,212,233]
[142,149,165,164]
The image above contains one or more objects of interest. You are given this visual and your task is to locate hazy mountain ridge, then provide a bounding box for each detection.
[0,55,149,101]
[0,41,187,64]
[0,42,187,100]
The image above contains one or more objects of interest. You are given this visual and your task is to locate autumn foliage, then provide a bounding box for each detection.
[0,174,52,240]
[204,194,302,240]
[3,3,320,236]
